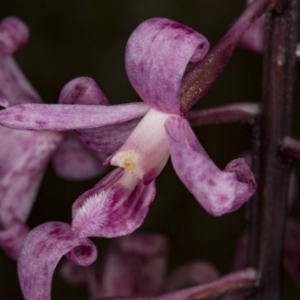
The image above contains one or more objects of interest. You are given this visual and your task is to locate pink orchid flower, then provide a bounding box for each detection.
[0,12,264,299]
[0,17,107,259]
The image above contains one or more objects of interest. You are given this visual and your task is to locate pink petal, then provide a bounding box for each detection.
[96,233,168,298]
[0,218,29,259]
[0,18,41,106]
[0,127,62,226]
[18,222,97,300]
[164,261,219,293]
[0,102,149,130]
[0,127,62,258]
[75,117,141,154]
[0,57,41,106]
[72,168,156,238]
[239,15,264,53]
[0,17,29,55]
[53,135,107,180]
[239,0,264,54]
[58,76,108,105]
[165,116,256,216]
[58,76,141,155]
[125,18,209,114]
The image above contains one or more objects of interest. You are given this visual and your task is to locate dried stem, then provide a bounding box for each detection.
[247,0,298,299]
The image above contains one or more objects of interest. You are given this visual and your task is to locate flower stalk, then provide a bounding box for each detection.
[247,0,298,299]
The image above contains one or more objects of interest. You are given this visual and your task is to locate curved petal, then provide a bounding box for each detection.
[0,18,41,106]
[59,76,109,105]
[0,57,41,106]
[239,0,264,53]
[53,135,107,180]
[0,218,29,259]
[165,116,256,216]
[18,222,97,300]
[0,103,149,130]
[125,18,209,114]
[96,233,168,298]
[72,168,156,238]
[75,117,141,154]
[0,127,63,227]
[0,17,29,55]
[164,261,219,293]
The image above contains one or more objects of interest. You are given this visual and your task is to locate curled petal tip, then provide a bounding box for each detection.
[0,17,29,55]
[59,76,109,105]
[165,116,256,216]
[126,18,209,114]
[18,222,97,300]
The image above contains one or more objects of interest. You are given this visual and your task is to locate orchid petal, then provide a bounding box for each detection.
[239,0,264,53]
[239,15,264,53]
[165,116,256,216]
[164,261,219,293]
[75,117,141,154]
[0,127,62,226]
[97,233,168,298]
[18,222,97,300]
[0,102,149,130]
[72,168,156,238]
[0,17,29,55]
[0,57,41,106]
[0,218,29,259]
[0,18,41,106]
[53,135,107,180]
[0,127,62,257]
[58,76,109,106]
[125,18,209,114]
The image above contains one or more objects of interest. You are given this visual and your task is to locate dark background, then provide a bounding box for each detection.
[0,1,299,299]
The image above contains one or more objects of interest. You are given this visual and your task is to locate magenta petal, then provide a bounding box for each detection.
[0,127,62,226]
[59,76,109,105]
[0,57,41,106]
[97,233,168,298]
[165,116,256,216]
[75,117,141,154]
[72,168,156,238]
[239,0,264,54]
[0,17,29,55]
[125,18,209,114]
[164,261,219,293]
[18,222,97,300]
[53,135,107,180]
[0,102,149,130]
[0,218,29,259]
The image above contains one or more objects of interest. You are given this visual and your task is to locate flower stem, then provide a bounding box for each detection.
[180,0,277,112]
[247,0,298,299]
[91,268,257,300]
[188,103,259,126]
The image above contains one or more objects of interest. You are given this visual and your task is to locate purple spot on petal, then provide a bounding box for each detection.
[15,114,23,121]
[208,179,216,186]
[35,120,47,127]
